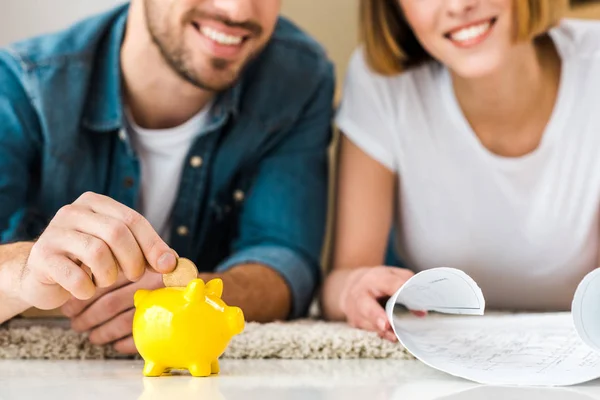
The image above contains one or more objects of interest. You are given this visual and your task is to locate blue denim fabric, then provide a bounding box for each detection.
[0,3,335,318]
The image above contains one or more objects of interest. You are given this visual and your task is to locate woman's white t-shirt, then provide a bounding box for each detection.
[336,19,600,311]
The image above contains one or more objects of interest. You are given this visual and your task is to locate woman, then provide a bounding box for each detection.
[322,0,600,342]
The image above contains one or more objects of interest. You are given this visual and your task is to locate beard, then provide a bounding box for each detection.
[143,1,260,92]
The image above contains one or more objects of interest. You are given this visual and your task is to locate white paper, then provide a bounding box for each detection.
[573,268,600,353]
[386,267,600,386]
[385,268,485,318]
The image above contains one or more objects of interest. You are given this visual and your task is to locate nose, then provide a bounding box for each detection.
[212,0,254,24]
[446,0,479,18]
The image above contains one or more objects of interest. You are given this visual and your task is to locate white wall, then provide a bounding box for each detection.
[0,0,358,87]
[0,0,125,46]
[1,1,598,83]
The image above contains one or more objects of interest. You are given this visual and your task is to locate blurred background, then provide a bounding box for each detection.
[0,0,599,91]
[0,0,356,91]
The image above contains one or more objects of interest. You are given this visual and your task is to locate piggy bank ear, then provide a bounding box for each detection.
[205,279,223,299]
[184,279,206,303]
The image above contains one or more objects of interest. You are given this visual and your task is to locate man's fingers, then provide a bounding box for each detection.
[71,282,139,332]
[44,256,96,300]
[42,228,118,288]
[54,205,147,283]
[74,192,177,275]
[61,273,131,318]
[113,336,138,355]
[88,308,135,345]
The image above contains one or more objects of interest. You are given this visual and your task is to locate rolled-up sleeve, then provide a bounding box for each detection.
[216,61,336,319]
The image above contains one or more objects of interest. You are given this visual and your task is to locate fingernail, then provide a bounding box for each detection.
[157,252,176,271]
[377,318,387,331]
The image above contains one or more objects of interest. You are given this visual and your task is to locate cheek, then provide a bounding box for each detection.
[257,1,280,36]
[488,0,515,38]
[497,0,513,12]
[399,2,440,51]
[147,1,181,40]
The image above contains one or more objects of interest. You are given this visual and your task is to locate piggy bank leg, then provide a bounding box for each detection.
[143,361,167,377]
[188,363,211,377]
[210,360,220,375]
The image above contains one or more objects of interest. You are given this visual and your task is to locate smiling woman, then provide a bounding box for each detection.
[323,0,600,342]
[360,0,568,75]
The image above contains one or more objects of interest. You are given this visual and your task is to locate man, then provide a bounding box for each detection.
[0,0,334,354]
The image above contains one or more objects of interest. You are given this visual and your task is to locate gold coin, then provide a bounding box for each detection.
[162,258,198,288]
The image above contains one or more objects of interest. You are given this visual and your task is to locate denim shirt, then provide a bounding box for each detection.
[0,4,335,318]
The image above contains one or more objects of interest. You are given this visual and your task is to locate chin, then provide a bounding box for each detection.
[446,54,505,80]
[186,61,241,91]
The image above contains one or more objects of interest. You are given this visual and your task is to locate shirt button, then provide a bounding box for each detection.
[190,156,203,168]
[233,190,245,202]
[123,177,134,189]
[177,226,189,237]
[118,129,127,142]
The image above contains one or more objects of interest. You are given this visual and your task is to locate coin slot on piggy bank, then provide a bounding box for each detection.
[132,258,245,377]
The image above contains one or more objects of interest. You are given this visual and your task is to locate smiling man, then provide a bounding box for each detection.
[0,0,334,353]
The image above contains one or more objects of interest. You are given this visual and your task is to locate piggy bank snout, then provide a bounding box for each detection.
[227,307,245,336]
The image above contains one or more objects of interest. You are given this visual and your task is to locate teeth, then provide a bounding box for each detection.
[199,26,243,46]
[449,21,491,42]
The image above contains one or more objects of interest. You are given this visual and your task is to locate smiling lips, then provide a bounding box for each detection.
[190,21,252,59]
[445,17,497,48]
[200,25,244,46]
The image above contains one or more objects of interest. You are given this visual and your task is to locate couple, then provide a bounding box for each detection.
[0,0,598,353]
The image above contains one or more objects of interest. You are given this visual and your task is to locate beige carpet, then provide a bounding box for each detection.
[0,318,414,360]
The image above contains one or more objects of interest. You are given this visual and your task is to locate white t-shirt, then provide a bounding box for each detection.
[125,104,212,243]
[336,19,600,311]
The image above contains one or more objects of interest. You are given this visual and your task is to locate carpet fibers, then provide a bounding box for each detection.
[0,318,414,360]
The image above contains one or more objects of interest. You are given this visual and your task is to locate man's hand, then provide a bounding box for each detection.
[339,266,422,342]
[61,271,165,354]
[18,192,177,311]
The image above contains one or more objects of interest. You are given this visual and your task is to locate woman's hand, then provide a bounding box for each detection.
[323,136,424,341]
[339,266,422,341]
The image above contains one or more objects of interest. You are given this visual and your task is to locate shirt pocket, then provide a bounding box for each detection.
[194,168,257,270]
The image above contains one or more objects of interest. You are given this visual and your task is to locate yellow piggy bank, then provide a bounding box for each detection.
[132,278,244,377]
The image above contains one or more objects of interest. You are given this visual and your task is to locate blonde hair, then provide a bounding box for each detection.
[360,0,569,75]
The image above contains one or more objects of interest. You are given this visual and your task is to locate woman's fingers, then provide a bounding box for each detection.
[340,266,427,342]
